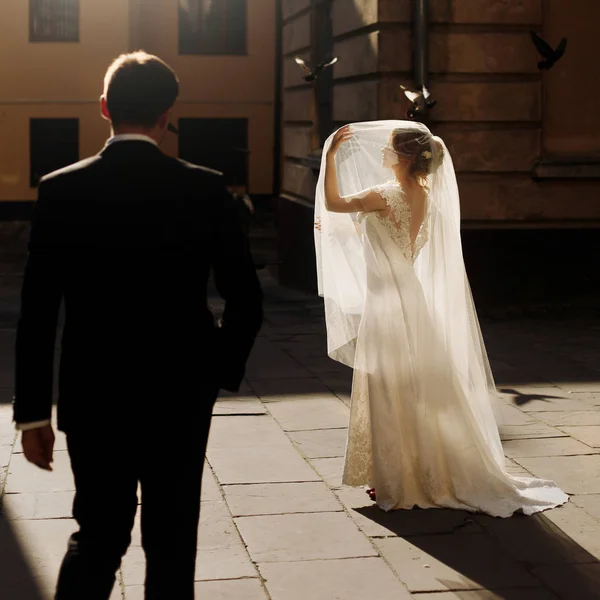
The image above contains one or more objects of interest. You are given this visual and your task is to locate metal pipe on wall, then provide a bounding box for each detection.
[273,0,283,197]
[414,0,429,91]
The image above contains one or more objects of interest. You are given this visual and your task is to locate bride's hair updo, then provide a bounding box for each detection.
[389,129,445,182]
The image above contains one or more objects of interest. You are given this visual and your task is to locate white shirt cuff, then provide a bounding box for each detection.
[16,420,52,431]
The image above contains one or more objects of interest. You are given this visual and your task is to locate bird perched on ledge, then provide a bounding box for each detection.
[530,31,567,70]
[294,56,338,82]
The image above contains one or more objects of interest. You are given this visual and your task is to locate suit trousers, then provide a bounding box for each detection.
[55,389,218,600]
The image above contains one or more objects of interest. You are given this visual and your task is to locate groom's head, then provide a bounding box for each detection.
[101,51,179,141]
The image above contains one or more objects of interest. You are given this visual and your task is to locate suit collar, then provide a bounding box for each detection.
[104,134,159,148]
[99,139,164,158]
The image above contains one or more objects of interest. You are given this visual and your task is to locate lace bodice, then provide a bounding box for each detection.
[359,182,429,263]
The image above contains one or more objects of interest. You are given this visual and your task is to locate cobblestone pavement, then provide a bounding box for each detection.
[1,262,600,599]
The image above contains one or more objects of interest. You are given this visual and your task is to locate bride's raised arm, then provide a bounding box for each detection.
[324,126,387,214]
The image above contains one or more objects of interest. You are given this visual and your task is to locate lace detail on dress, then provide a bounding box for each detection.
[413,213,429,261]
[371,182,428,263]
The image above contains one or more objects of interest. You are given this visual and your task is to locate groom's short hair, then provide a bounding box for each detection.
[103,51,179,128]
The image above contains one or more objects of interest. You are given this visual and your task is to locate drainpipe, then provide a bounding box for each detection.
[412,0,432,121]
[272,0,283,200]
[414,0,429,90]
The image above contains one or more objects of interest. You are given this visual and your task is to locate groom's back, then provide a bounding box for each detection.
[40,141,231,404]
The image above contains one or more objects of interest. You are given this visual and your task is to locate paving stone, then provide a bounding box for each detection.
[2,492,73,520]
[509,396,593,413]
[335,486,481,537]
[476,503,600,565]
[495,404,536,426]
[316,372,353,406]
[515,455,600,495]
[218,379,254,396]
[2,518,76,597]
[245,339,311,380]
[201,465,222,502]
[207,415,290,449]
[374,534,540,592]
[124,501,255,585]
[266,398,348,431]
[288,429,347,459]
[194,545,257,581]
[259,557,412,600]
[207,446,320,484]
[236,512,377,562]
[531,411,600,427]
[5,452,74,493]
[504,457,532,477]
[223,482,341,517]
[532,563,600,600]
[122,543,257,586]
[193,580,266,599]
[0,444,11,467]
[503,437,594,458]
[571,494,600,520]
[212,398,267,416]
[580,393,600,406]
[499,424,565,441]
[543,502,600,561]
[121,546,146,586]
[492,369,551,388]
[250,377,335,402]
[416,590,558,600]
[561,426,600,448]
[194,500,243,551]
[309,457,344,487]
[550,380,600,394]
[0,404,17,447]
[502,386,569,400]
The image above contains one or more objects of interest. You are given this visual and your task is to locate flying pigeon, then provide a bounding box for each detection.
[294,56,338,82]
[400,84,437,118]
[530,31,567,70]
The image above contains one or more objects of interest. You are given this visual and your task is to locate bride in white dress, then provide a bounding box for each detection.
[314,120,568,517]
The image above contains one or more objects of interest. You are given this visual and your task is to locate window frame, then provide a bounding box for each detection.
[29,118,80,188]
[178,0,248,56]
[29,0,80,43]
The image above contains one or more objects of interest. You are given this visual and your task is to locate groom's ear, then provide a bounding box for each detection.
[100,96,111,122]
[157,110,171,131]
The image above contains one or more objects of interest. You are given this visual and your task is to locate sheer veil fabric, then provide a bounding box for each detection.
[314,120,568,517]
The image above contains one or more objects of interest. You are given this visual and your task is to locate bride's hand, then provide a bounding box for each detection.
[327,125,352,157]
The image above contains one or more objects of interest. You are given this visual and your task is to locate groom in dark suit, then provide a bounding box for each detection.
[13,52,263,599]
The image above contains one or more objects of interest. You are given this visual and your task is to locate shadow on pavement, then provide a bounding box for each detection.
[0,512,46,599]
[355,505,600,599]
[499,388,565,407]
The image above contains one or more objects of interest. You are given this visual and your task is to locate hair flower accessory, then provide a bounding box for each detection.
[422,150,432,159]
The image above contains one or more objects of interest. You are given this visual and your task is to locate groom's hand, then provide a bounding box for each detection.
[22,425,55,471]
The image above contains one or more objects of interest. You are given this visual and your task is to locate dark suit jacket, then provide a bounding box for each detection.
[13,140,263,431]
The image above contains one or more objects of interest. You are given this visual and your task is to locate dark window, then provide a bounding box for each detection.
[178,118,249,187]
[30,119,79,187]
[312,0,334,146]
[178,0,247,55]
[30,0,79,42]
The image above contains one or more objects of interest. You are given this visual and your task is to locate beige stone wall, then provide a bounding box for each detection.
[424,0,600,223]
[280,0,600,223]
[280,0,315,204]
[0,0,276,202]
[0,0,130,201]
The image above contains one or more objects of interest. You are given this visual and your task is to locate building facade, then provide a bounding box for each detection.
[278,0,600,307]
[0,0,276,215]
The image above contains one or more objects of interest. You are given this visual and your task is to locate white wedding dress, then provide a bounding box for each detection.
[314,121,568,518]
[339,180,568,516]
